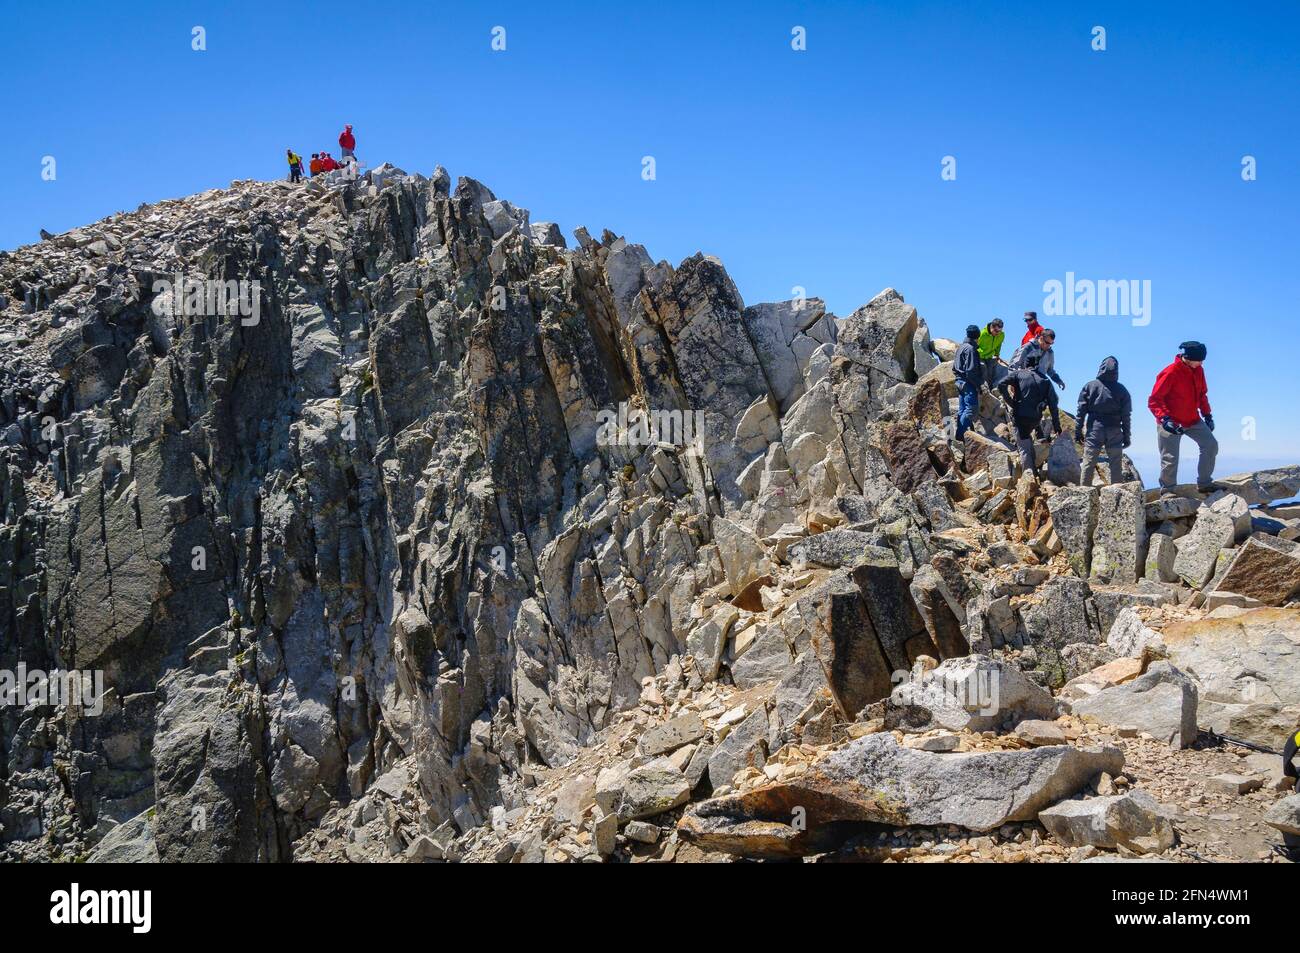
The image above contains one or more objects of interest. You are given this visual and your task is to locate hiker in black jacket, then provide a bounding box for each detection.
[1075,356,1132,485]
[953,324,984,440]
[998,355,1060,478]
[1285,726,1299,792]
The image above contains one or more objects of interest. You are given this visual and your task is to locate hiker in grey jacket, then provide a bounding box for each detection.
[953,324,984,440]
[1075,356,1132,485]
[1010,328,1065,391]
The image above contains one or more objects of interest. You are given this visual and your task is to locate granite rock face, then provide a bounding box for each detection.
[3,165,1296,864]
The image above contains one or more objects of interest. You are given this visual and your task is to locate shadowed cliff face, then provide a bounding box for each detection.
[0,163,890,860]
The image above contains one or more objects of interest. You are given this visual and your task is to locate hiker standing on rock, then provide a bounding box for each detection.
[1149,340,1217,492]
[1075,356,1132,485]
[977,318,1005,389]
[1010,328,1065,391]
[953,324,985,440]
[286,149,305,184]
[998,353,1060,478]
[339,124,356,161]
[1021,310,1043,345]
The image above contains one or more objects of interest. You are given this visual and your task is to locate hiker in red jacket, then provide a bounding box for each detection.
[339,124,356,161]
[320,153,339,172]
[1021,311,1043,345]
[1148,341,1217,492]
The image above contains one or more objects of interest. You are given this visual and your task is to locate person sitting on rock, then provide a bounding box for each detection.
[309,153,323,176]
[1075,356,1132,485]
[1148,340,1217,493]
[977,318,1006,389]
[953,324,985,441]
[998,353,1060,479]
[1021,310,1043,345]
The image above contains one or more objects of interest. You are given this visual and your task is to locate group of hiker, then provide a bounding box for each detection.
[953,311,1217,496]
[285,125,357,184]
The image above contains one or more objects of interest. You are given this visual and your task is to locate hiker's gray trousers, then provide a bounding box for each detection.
[1157,419,1217,489]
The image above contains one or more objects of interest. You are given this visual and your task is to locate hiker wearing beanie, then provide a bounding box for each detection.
[953,324,984,440]
[1021,311,1043,346]
[1148,341,1217,492]
[1075,356,1132,485]
[998,354,1060,478]
[977,318,1005,389]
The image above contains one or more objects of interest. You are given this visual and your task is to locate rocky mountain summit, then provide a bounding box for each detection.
[1,165,1298,863]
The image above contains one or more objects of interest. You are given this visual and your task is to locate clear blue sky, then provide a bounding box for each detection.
[2,1,1296,479]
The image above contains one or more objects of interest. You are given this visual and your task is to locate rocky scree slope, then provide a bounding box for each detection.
[2,165,1299,863]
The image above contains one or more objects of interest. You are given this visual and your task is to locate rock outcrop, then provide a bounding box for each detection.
[2,165,1296,864]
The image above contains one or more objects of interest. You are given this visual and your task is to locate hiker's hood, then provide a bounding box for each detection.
[1097,356,1119,383]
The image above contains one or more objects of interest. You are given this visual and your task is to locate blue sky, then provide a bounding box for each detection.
[2,1,1296,479]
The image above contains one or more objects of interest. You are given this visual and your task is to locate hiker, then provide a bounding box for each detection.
[321,153,339,172]
[339,124,356,160]
[310,153,323,176]
[1285,726,1299,793]
[1075,356,1132,485]
[1021,310,1043,345]
[998,354,1060,478]
[953,324,984,440]
[286,149,305,184]
[1149,340,1217,492]
[977,318,1006,389]
[1010,328,1065,391]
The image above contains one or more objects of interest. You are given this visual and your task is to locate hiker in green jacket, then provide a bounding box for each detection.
[977,318,1006,389]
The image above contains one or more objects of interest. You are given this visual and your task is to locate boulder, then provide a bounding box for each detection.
[1162,607,1300,747]
[1048,485,1099,578]
[787,531,885,570]
[677,734,1123,857]
[1212,537,1300,606]
[1059,655,1145,702]
[1089,483,1146,586]
[638,714,707,758]
[86,810,160,863]
[1105,606,1166,658]
[1046,435,1081,486]
[1172,507,1235,588]
[1038,790,1175,854]
[1071,661,1199,748]
[887,654,1058,733]
[1214,466,1300,506]
[1015,720,1069,746]
[1144,532,1178,583]
[1263,794,1300,837]
[707,708,769,789]
[713,517,770,597]
[617,758,691,821]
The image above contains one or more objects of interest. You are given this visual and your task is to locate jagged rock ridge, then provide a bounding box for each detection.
[1,164,1298,863]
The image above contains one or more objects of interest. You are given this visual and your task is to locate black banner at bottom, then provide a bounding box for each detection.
[0,860,1286,940]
